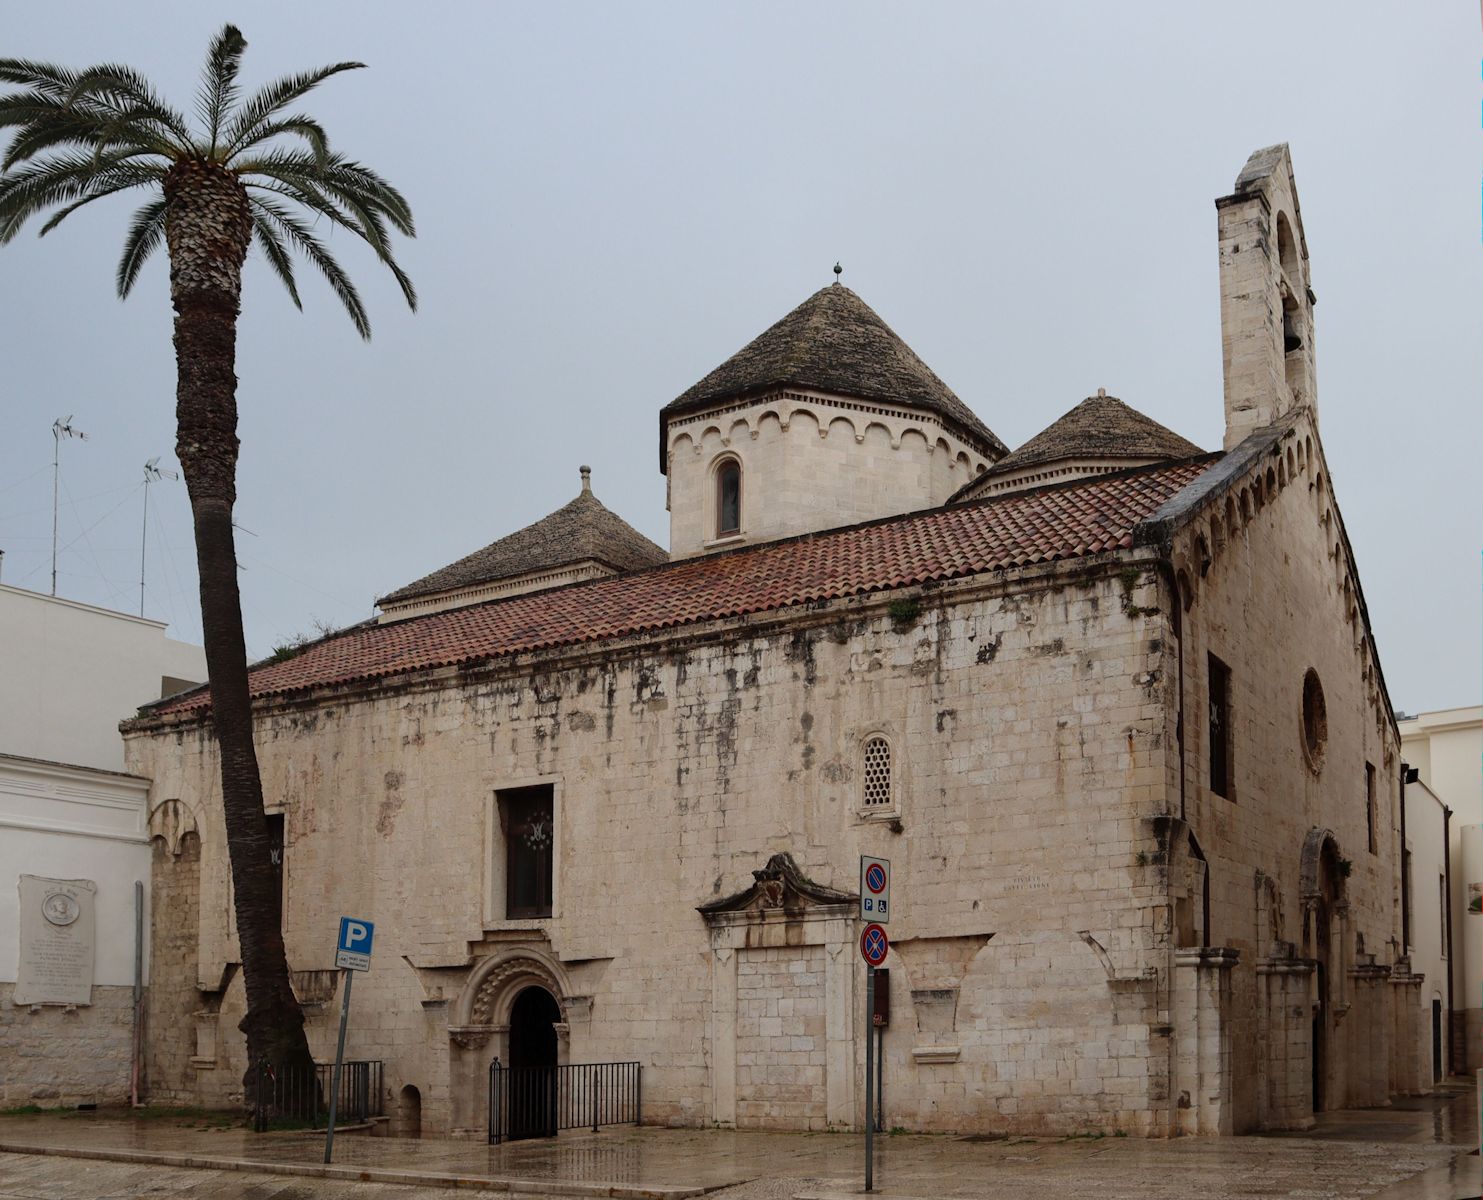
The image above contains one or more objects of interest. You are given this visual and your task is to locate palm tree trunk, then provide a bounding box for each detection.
[165,160,313,1089]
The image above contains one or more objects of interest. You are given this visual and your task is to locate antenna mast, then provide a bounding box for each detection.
[140,457,179,617]
[50,416,87,597]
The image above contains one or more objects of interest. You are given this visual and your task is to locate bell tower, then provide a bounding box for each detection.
[1215,144,1318,450]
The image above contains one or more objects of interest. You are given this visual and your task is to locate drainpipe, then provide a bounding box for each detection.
[1442,797,1454,1073]
[130,879,144,1106]
[1399,764,1410,953]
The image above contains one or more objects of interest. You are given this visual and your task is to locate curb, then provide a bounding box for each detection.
[0,1141,719,1199]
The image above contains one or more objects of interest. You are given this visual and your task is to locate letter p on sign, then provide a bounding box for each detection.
[335,916,374,971]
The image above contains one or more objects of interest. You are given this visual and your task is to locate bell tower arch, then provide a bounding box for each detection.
[1216,144,1318,449]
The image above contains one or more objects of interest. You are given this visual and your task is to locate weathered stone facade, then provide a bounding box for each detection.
[0,982,136,1106]
[123,144,1414,1138]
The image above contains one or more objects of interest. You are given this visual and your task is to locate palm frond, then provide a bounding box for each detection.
[227,114,329,168]
[2,111,176,172]
[115,197,166,297]
[221,61,363,158]
[321,158,414,235]
[0,59,82,98]
[312,180,416,310]
[234,149,413,235]
[37,167,164,235]
[251,195,370,337]
[0,152,160,242]
[248,201,301,309]
[64,64,193,149]
[196,25,247,155]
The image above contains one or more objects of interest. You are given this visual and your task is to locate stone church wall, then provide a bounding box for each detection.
[1162,415,1404,1131]
[126,557,1177,1136]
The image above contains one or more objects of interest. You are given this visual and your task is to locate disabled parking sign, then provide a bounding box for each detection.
[335,916,374,971]
[859,855,890,923]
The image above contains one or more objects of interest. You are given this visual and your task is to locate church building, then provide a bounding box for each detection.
[125,145,1419,1138]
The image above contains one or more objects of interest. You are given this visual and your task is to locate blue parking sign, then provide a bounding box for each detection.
[336,917,374,970]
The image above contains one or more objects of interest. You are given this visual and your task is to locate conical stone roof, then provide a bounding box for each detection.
[661,284,1007,467]
[987,393,1202,476]
[378,471,667,608]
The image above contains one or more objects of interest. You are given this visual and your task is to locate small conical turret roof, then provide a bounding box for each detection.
[988,392,1202,476]
[378,469,667,608]
[661,284,1006,467]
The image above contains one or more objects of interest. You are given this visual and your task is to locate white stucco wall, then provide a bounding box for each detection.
[0,754,151,986]
[0,584,206,772]
[1404,779,1448,1083]
[1400,707,1483,1068]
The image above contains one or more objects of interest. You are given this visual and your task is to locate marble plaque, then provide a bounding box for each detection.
[13,875,97,1006]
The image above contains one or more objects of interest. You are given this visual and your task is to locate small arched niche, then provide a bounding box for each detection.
[397,1084,422,1138]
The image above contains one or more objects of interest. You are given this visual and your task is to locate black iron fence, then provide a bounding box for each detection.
[251,1058,384,1131]
[488,1060,641,1144]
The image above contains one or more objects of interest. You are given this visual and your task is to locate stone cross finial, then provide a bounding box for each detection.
[580,465,592,493]
[1097,388,1107,398]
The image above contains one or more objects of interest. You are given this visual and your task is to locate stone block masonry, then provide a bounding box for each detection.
[0,982,135,1106]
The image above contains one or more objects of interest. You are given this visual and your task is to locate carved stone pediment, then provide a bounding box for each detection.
[697,852,855,923]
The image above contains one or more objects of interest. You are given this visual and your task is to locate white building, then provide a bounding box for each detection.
[1399,706,1483,1070]
[1402,775,1450,1084]
[0,584,205,1105]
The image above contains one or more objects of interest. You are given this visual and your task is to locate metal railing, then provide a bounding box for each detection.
[488,1059,641,1144]
[251,1058,383,1131]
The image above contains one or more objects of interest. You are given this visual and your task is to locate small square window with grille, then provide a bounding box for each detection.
[863,737,892,808]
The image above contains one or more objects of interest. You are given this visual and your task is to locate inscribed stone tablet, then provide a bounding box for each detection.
[13,875,96,1006]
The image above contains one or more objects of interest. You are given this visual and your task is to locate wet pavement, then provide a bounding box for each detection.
[0,1084,1478,1200]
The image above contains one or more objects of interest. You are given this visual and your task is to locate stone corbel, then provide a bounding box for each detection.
[290,969,339,1014]
[562,994,594,1023]
[449,1024,504,1051]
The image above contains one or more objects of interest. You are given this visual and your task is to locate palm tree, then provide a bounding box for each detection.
[0,27,415,1085]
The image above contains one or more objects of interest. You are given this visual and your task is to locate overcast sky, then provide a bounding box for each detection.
[1,1,1478,712]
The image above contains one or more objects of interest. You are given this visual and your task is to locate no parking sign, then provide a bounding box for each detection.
[859,855,890,923]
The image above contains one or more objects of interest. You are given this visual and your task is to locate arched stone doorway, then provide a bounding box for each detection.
[1300,828,1347,1113]
[446,949,572,1139]
[505,986,561,1140]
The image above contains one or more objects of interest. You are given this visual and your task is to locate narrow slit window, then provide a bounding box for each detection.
[716,460,741,538]
[1208,654,1233,799]
[1365,762,1377,854]
[863,736,892,808]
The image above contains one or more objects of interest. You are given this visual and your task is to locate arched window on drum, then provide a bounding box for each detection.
[714,457,742,539]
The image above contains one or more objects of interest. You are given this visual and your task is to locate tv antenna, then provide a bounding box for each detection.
[140,457,179,616]
[50,416,87,596]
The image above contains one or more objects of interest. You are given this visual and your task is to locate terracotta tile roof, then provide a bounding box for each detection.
[378,473,667,607]
[986,393,1203,477]
[661,285,1008,468]
[149,457,1216,718]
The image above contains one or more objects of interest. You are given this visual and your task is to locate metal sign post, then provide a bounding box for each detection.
[859,917,889,1192]
[864,964,876,1192]
[325,917,374,1164]
[859,857,892,1192]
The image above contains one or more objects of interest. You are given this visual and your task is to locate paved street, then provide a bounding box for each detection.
[0,1085,1478,1200]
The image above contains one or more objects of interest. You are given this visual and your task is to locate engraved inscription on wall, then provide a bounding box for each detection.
[14,875,97,1006]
